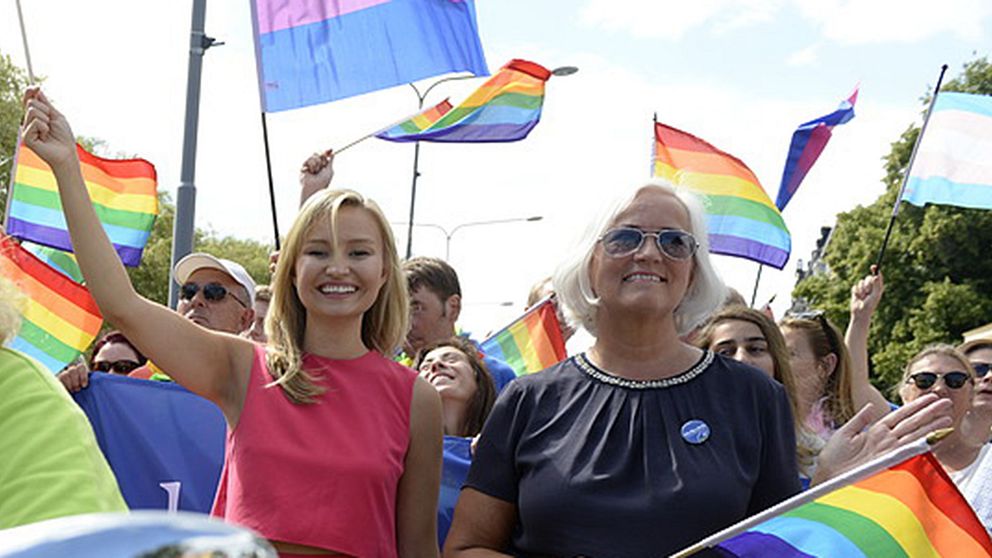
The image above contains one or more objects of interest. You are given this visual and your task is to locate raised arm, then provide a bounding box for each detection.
[299,149,334,207]
[845,267,891,417]
[21,89,251,422]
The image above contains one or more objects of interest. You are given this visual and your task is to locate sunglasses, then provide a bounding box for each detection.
[786,310,839,357]
[906,371,972,390]
[93,360,142,374]
[971,362,991,378]
[180,282,247,308]
[599,228,698,260]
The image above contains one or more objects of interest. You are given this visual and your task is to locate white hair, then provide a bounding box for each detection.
[552,180,727,337]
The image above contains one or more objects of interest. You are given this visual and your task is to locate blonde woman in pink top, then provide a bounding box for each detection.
[22,88,443,557]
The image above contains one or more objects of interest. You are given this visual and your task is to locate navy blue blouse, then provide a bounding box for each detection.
[465,351,800,557]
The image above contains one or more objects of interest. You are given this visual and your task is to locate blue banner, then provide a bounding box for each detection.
[72,374,226,513]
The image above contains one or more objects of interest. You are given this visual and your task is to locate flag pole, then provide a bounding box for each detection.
[260,112,281,251]
[332,102,450,156]
[670,430,951,558]
[875,64,948,271]
[14,0,36,83]
[750,264,764,307]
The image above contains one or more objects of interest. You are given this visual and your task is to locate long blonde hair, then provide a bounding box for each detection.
[780,314,856,427]
[0,278,25,346]
[265,189,409,404]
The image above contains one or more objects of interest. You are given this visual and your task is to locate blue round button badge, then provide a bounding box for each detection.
[681,419,710,445]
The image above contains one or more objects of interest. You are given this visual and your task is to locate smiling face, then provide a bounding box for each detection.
[588,188,694,325]
[900,354,975,427]
[293,205,388,327]
[709,319,775,378]
[418,345,479,405]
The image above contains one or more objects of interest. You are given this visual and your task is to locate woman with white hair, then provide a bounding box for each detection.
[444,182,800,557]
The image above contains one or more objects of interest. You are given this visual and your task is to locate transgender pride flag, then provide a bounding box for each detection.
[251,0,489,112]
[903,92,992,210]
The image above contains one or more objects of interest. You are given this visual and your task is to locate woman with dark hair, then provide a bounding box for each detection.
[415,337,498,547]
[89,330,147,374]
[58,330,149,393]
[415,337,496,438]
[696,305,819,482]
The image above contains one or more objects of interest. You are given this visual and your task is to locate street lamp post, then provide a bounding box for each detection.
[395,215,543,260]
[402,65,577,259]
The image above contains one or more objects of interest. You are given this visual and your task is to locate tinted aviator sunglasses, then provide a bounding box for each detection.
[906,371,971,390]
[971,362,991,378]
[599,228,698,260]
[180,282,247,308]
[93,360,142,374]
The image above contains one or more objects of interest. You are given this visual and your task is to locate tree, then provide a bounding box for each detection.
[794,57,992,390]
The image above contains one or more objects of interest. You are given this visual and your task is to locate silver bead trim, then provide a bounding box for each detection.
[574,350,714,389]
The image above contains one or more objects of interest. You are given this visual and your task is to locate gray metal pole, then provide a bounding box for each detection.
[169,0,221,308]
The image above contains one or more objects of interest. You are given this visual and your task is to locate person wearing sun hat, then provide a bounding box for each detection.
[127,253,257,381]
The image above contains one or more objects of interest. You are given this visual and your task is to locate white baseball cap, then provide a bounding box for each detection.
[174,253,257,307]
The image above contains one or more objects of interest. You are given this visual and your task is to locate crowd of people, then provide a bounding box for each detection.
[3,87,989,556]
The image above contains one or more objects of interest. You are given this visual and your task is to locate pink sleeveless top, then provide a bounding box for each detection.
[211,344,417,557]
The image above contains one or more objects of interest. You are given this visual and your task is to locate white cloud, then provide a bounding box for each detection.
[581,0,991,45]
[579,0,783,40]
[794,0,991,44]
[787,43,819,66]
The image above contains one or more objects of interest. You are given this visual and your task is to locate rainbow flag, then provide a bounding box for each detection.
[480,297,566,376]
[653,121,791,269]
[674,441,992,558]
[22,241,83,283]
[0,235,103,373]
[903,92,992,210]
[377,59,551,143]
[6,143,157,267]
[377,99,454,139]
[776,87,858,211]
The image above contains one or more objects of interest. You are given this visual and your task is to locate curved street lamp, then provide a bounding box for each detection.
[395,215,543,260]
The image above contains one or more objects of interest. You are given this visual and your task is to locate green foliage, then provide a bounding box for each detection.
[127,193,273,306]
[794,57,992,390]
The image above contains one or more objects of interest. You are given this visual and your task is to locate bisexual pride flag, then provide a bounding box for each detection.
[251,0,489,112]
[377,59,551,143]
[903,92,992,211]
[776,87,858,211]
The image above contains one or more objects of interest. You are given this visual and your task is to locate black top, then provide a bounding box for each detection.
[465,351,800,558]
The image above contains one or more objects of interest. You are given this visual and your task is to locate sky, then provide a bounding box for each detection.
[1,0,991,337]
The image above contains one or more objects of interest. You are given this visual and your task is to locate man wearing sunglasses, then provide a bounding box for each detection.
[173,253,257,335]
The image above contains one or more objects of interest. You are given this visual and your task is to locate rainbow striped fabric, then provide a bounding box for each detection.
[480,298,566,376]
[903,92,992,210]
[7,143,157,267]
[715,452,992,557]
[22,241,83,283]
[653,121,792,269]
[0,235,103,373]
[377,99,454,139]
[377,59,551,143]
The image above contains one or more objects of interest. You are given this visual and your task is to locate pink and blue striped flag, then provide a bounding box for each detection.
[775,87,858,211]
[902,91,992,210]
[250,0,489,112]
[377,59,551,143]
